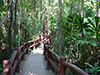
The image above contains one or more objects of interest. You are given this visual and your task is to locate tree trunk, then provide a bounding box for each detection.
[19,0,22,45]
[14,0,18,47]
[0,25,2,54]
[81,0,84,17]
[9,0,14,56]
[58,0,62,56]
[44,8,47,34]
[81,0,84,40]
[41,0,43,37]
[24,8,27,42]
[68,4,79,61]
[33,0,36,28]
[96,0,100,16]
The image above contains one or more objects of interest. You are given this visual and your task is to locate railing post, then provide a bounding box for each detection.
[38,38,39,44]
[14,48,20,72]
[21,44,25,60]
[33,39,35,50]
[3,60,12,75]
[26,41,29,54]
[8,61,12,75]
[49,38,52,46]
[60,57,66,75]
[47,39,50,45]
[47,45,51,70]
[43,43,46,55]
[37,38,40,46]
[43,35,45,43]
[41,36,42,43]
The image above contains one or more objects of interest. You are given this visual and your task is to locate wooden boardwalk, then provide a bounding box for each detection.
[16,44,54,75]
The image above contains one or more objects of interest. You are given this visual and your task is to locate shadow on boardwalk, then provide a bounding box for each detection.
[16,44,54,75]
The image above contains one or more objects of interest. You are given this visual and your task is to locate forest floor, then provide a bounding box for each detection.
[15,44,54,75]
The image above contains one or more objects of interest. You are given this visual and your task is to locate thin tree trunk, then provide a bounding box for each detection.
[7,0,10,53]
[68,4,79,61]
[14,0,18,47]
[96,0,100,16]
[0,0,5,58]
[41,0,43,37]
[44,8,47,34]
[19,0,22,45]
[34,0,36,28]
[9,0,14,56]
[71,4,79,38]
[81,0,84,40]
[81,0,84,17]
[24,8,27,42]
[58,0,62,56]
[0,26,1,50]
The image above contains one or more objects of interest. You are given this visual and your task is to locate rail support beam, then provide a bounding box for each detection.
[26,41,29,54]
[14,48,20,72]
[47,45,51,70]
[33,39,35,50]
[60,57,66,75]
[21,44,25,60]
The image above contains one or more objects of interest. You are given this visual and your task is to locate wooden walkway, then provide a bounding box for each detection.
[16,44,54,75]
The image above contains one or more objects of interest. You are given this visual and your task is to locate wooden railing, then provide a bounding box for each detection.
[0,34,89,75]
[0,37,42,75]
[44,37,89,75]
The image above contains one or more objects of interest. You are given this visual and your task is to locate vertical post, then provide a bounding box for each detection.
[47,45,51,70]
[3,60,12,75]
[43,43,45,55]
[14,48,20,72]
[38,38,40,46]
[49,38,52,46]
[33,39,35,50]
[43,35,45,43]
[8,61,12,75]
[21,44,25,60]
[38,38,39,44]
[26,41,29,54]
[60,57,66,75]
[41,36,42,43]
[39,36,41,44]
[47,39,50,45]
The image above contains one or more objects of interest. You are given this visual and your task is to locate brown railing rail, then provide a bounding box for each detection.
[0,36,43,75]
[44,38,89,75]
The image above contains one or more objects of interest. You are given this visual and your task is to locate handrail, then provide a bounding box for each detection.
[9,51,17,65]
[48,48,60,62]
[0,34,88,75]
[44,36,89,75]
[62,61,88,75]
[0,35,47,75]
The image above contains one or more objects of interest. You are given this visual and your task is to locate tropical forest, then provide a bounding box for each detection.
[0,0,100,75]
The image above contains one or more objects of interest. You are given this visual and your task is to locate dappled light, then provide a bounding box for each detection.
[0,0,100,75]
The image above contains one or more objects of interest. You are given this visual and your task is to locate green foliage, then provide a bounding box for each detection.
[77,40,97,46]
[88,16,100,39]
[85,62,100,74]
[0,64,3,72]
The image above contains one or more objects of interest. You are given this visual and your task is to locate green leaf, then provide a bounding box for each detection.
[85,62,94,69]
[87,18,95,28]
[94,16,99,28]
[97,69,100,72]
[77,40,97,46]
[94,62,98,67]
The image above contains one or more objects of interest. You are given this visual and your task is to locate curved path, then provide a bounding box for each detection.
[16,44,54,75]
